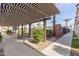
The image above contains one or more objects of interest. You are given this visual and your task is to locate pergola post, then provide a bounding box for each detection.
[29,23,32,38]
[21,25,23,37]
[43,20,46,42]
[17,25,20,37]
[15,26,17,34]
[51,15,56,36]
[7,26,9,30]
[13,26,16,33]
[13,27,14,34]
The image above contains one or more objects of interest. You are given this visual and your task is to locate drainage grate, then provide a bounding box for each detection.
[0,49,5,56]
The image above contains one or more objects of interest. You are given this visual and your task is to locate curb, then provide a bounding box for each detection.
[71,48,79,52]
[23,42,46,56]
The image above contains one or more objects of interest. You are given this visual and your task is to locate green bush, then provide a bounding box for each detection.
[0,33,3,43]
[6,30,12,35]
[46,29,53,37]
[32,28,44,43]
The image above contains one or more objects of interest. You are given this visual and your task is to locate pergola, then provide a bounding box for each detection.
[0,3,59,41]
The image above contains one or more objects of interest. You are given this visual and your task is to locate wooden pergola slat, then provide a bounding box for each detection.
[0,3,59,26]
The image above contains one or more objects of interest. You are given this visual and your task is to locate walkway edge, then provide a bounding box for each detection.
[23,40,46,56]
[71,48,79,52]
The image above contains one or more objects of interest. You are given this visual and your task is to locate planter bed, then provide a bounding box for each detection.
[24,39,52,51]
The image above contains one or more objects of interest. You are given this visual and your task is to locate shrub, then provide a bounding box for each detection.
[46,29,53,37]
[0,33,3,43]
[32,28,44,43]
[6,30,12,35]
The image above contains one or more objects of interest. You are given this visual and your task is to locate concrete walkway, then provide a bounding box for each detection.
[2,34,43,56]
[42,32,73,56]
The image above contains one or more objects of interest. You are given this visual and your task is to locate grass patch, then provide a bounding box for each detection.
[71,39,79,48]
[71,31,79,48]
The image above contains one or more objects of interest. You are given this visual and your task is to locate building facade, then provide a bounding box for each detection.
[74,4,79,38]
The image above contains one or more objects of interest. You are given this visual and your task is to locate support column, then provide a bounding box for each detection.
[21,25,23,37]
[43,20,46,42]
[17,25,20,37]
[13,27,14,33]
[29,23,32,38]
[51,15,56,36]
[13,26,15,33]
[15,26,17,34]
[7,26,9,30]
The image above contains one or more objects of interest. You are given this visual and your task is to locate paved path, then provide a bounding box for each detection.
[0,49,5,56]
[42,32,73,56]
[2,34,43,56]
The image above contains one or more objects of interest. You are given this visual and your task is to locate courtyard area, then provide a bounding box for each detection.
[0,3,78,56]
[0,31,73,56]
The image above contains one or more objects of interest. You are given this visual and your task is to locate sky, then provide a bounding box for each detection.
[47,3,77,28]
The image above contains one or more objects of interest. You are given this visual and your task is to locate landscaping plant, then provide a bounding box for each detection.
[32,28,44,43]
[6,30,12,35]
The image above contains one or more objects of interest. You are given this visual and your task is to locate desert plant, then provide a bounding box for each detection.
[32,28,44,43]
[6,30,12,35]
[0,32,3,43]
[46,29,53,37]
